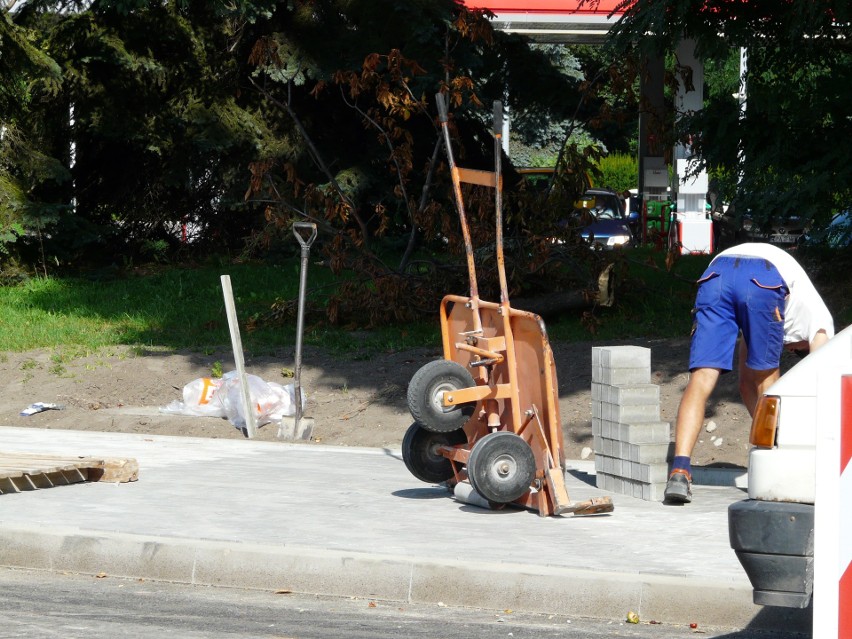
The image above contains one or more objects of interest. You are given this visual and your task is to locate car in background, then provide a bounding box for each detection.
[561,188,634,250]
[728,323,852,608]
[798,210,852,249]
[709,207,809,251]
[739,213,809,248]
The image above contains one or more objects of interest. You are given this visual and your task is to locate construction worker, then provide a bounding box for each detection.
[664,242,834,503]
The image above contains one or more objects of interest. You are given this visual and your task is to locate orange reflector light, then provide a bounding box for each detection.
[750,395,780,448]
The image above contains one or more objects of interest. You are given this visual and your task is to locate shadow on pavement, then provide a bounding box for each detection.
[391,487,449,500]
[716,604,812,637]
[566,468,597,487]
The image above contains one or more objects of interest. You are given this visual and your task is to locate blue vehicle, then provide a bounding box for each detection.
[565,188,634,250]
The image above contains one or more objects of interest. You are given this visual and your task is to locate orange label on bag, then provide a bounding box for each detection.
[198,378,218,405]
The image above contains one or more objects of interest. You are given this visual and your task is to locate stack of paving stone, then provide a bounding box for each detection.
[591,345,672,501]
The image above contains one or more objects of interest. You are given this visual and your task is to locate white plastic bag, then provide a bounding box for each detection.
[220,371,306,428]
[160,371,306,429]
[159,377,226,417]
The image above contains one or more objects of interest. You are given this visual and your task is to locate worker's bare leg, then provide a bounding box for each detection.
[673,367,721,458]
[737,340,780,417]
[665,367,721,503]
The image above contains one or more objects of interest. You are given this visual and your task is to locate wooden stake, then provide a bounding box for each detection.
[221,275,258,439]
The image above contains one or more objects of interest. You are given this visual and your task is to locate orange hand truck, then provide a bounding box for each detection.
[401,94,614,517]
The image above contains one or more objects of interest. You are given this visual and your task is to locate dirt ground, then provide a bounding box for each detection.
[0,334,802,471]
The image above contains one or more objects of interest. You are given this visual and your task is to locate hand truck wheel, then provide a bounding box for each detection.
[401,422,467,484]
[407,359,476,433]
[467,431,536,504]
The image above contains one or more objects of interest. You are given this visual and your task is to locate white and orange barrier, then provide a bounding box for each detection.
[814,371,852,638]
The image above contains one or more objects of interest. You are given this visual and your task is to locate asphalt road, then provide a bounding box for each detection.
[0,568,808,639]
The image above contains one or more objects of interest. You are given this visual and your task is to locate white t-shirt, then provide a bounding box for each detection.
[713,243,835,344]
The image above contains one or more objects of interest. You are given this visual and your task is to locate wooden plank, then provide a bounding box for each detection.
[0,462,79,474]
[0,453,97,464]
[0,451,138,493]
[0,477,21,494]
[88,457,139,483]
[59,467,88,483]
[456,167,498,188]
[25,472,55,490]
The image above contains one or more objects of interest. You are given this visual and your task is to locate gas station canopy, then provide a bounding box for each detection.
[461,1,625,44]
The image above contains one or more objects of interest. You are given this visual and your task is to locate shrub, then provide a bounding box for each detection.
[596,153,637,193]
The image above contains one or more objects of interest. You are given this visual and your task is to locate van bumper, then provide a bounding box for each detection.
[728,499,814,608]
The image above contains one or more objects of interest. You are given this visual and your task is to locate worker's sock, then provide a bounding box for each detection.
[671,456,692,477]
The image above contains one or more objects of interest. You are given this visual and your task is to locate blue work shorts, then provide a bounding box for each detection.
[688,256,788,372]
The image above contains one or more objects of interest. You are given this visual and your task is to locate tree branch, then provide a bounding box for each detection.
[248,76,371,247]
[399,135,443,271]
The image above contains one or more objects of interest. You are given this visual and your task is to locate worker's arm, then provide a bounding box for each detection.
[783,329,830,356]
[809,329,829,352]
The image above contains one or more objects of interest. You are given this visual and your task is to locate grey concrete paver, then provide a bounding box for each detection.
[0,427,808,633]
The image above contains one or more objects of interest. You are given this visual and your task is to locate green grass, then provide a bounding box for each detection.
[1,251,703,358]
[545,246,851,342]
[0,262,440,357]
[0,251,727,358]
[547,248,714,342]
[2,248,846,362]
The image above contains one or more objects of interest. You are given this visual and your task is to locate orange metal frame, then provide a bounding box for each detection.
[439,298,574,516]
[433,94,612,517]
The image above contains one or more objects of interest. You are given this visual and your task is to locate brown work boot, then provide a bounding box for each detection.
[663,468,692,504]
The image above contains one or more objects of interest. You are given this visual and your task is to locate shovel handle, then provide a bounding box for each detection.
[435,92,448,124]
[293,222,317,249]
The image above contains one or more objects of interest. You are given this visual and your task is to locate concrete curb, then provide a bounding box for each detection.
[0,524,808,632]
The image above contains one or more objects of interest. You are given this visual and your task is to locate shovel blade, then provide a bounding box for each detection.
[277,417,314,441]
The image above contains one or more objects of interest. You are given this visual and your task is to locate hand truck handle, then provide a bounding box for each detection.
[435,92,449,124]
[493,101,503,135]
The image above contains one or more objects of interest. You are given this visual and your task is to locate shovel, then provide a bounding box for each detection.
[278,222,317,441]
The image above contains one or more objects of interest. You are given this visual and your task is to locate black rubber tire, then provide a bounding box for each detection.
[407,360,477,433]
[401,422,467,485]
[467,431,536,504]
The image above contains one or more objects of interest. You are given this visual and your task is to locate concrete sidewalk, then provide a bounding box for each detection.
[0,427,810,633]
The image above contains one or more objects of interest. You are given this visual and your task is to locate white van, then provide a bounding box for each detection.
[728,322,852,608]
